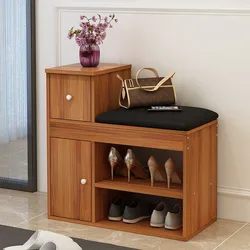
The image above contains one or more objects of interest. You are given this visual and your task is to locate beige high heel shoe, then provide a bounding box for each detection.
[148,156,167,186]
[108,147,127,180]
[164,158,182,189]
[124,149,149,183]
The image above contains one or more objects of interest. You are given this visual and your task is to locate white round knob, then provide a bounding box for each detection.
[81,179,87,185]
[66,95,72,101]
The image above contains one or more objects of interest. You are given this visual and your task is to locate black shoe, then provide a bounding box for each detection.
[108,198,125,221]
[123,200,150,224]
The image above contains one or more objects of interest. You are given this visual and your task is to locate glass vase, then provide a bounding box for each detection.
[79,43,100,67]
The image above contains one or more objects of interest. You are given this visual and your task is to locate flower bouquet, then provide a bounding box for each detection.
[68,14,118,67]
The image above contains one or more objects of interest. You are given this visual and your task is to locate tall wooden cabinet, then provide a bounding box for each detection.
[46,63,218,241]
[46,63,131,220]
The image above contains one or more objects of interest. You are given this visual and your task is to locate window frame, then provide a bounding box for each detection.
[0,0,37,192]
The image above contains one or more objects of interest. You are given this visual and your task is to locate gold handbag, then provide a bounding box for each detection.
[117,68,177,109]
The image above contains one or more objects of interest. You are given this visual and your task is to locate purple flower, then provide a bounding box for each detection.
[68,13,118,46]
[67,33,74,39]
[96,36,102,45]
[101,32,106,40]
[75,37,83,46]
[80,22,87,28]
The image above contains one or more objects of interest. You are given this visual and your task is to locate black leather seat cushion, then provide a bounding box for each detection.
[95,106,218,131]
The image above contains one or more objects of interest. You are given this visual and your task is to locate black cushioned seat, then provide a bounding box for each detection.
[95,106,218,131]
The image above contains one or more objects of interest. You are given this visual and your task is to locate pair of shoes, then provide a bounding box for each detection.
[150,202,182,230]
[108,147,149,182]
[4,230,82,250]
[108,198,151,224]
[148,156,182,189]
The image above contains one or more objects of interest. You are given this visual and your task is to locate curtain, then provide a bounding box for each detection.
[0,0,27,144]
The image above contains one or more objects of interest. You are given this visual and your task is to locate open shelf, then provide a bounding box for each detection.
[95,177,183,199]
[96,219,183,240]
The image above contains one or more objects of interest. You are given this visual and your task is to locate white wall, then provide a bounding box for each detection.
[37,0,250,221]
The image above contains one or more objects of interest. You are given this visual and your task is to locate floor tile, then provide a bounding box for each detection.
[216,223,250,250]
[18,213,244,250]
[0,190,246,250]
[0,189,47,226]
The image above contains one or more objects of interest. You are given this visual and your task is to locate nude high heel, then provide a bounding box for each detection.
[108,147,127,180]
[148,156,166,186]
[164,158,182,189]
[124,149,149,183]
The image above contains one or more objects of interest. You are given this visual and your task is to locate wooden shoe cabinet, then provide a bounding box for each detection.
[46,63,218,241]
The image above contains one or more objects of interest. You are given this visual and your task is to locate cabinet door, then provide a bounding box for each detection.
[50,138,91,221]
[49,74,91,121]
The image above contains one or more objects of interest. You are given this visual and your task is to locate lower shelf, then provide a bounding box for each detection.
[95,219,183,241]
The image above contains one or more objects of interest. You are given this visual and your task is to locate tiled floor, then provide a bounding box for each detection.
[0,139,28,180]
[0,188,248,250]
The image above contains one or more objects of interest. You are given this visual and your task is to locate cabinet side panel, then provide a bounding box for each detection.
[211,123,218,220]
[183,123,218,239]
[50,74,63,119]
[50,138,80,220]
[198,126,212,227]
[91,69,131,121]
[79,141,92,221]
[47,74,51,216]
[183,133,199,239]
[92,142,114,223]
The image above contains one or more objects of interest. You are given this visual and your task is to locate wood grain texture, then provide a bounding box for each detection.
[91,69,131,121]
[79,141,92,222]
[50,138,80,220]
[45,63,131,76]
[186,120,217,135]
[183,134,198,238]
[93,143,111,183]
[95,178,183,199]
[49,74,91,121]
[96,219,183,240]
[91,142,111,223]
[50,138,92,221]
[211,124,218,220]
[50,120,186,151]
[183,121,218,239]
[46,74,51,216]
[49,74,63,120]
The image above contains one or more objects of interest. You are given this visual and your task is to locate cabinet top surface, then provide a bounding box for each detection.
[45,63,131,76]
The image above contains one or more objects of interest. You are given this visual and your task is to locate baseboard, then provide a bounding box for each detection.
[218,186,250,222]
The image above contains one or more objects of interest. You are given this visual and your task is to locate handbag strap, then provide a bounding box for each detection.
[136,68,175,92]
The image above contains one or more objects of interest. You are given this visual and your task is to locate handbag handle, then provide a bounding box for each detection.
[136,68,175,92]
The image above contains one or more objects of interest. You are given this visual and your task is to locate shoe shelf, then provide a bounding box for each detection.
[96,219,183,240]
[93,188,184,240]
[95,177,183,199]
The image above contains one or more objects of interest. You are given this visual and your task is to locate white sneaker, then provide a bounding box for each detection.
[40,241,81,250]
[40,242,57,250]
[150,202,168,228]
[4,230,82,250]
[165,205,182,230]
